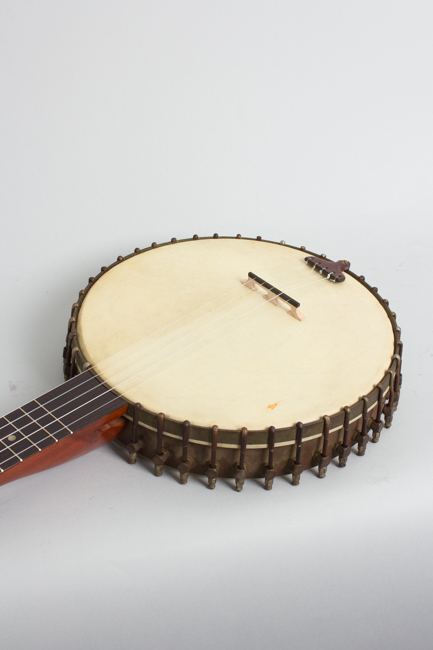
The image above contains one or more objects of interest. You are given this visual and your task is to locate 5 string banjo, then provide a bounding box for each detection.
[0,235,402,491]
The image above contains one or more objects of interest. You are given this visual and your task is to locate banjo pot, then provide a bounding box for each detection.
[63,234,402,491]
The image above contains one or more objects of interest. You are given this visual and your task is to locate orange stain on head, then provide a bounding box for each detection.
[267,400,282,411]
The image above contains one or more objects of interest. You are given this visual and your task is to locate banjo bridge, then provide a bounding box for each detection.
[242,272,305,322]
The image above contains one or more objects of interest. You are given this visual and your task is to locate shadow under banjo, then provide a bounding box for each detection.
[0,235,402,491]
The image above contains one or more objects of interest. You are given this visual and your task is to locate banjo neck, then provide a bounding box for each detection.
[0,371,127,487]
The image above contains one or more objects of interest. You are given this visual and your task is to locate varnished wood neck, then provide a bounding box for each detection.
[0,372,128,486]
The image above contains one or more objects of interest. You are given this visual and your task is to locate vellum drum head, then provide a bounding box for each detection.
[77,238,395,430]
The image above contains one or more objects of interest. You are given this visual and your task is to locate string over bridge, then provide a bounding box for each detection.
[242,272,305,322]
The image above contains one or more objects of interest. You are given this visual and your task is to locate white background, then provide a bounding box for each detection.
[1,2,432,649]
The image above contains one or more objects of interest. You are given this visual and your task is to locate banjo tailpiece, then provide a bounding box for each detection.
[305,256,351,282]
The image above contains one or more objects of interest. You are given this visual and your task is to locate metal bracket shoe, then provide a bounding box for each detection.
[177,459,192,484]
[336,444,350,467]
[206,426,219,489]
[337,407,351,467]
[264,467,276,490]
[383,403,396,429]
[235,427,248,491]
[234,466,246,492]
[177,420,191,483]
[316,415,331,478]
[152,450,169,476]
[263,426,277,490]
[291,463,303,485]
[355,432,369,456]
[370,418,384,443]
[355,396,370,455]
[206,464,219,489]
[127,402,143,464]
[316,454,330,478]
[127,439,145,464]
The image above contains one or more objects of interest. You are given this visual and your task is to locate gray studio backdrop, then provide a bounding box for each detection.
[1,2,432,649]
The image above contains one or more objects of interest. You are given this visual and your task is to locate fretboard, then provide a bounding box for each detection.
[0,371,127,474]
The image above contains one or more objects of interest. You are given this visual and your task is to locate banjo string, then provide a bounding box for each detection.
[70,265,314,378]
[0,264,315,433]
[0,275,329,453]
[0,270,319,440]
[0,273,325,445]
[73,261,312,374]
[62,268,316,393]
[0,276,329,465]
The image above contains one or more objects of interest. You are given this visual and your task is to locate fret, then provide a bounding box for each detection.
[0,403,68,474]
[0,416,41,463]
[0,413,50,476]
[6,405,65,447]
[0,437,23,462]
[0,447,20,472]
[62,391,122,430]
[0,370,127,474]
[33,400,71,437]
[0,416,25,472]
[20,401,70,442]
[0,407,62,473]
[18,408,59,443]
[3,415,42,451]
[37,371,125,432]
[37,371,107,415]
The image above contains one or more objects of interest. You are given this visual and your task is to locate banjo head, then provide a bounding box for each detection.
[66,236,402,487]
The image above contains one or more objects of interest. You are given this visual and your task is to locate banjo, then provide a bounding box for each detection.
[0,235,402,491]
